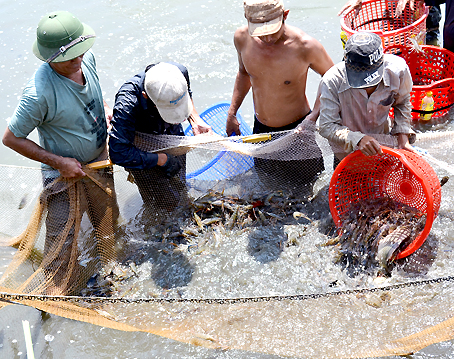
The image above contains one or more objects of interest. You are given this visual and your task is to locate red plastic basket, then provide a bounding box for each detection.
[384,44,454,120]
[329,147,441,259]
[340,0,428,48]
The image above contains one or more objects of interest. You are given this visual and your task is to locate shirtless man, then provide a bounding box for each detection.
[226,0,334,190]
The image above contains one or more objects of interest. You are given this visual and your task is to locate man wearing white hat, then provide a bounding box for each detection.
[109,62,211,213]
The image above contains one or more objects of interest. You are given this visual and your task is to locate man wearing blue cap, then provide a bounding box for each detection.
[319,32,415,166]
[2,11,118,293]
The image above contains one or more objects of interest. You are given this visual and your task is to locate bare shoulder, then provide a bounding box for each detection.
[287,25,334,74]
[287,25,326,53]
[233,26,249,49]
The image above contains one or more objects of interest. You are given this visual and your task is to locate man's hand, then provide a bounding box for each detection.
[357,135,383,156]
[395,0,424,17]
[226,113,241,136]
[160,154,182,178]
[397,133,415,152]
[57,157,86,178]
[187,103,214,136]
[103,100,113,129]
[295,118,316,133]
[339,0,423,18]
[338,0,363,17]
[191,120,213,136]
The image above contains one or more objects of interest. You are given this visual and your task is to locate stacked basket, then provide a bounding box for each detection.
[340,0,428,48]
[384,45,454,121]
[341,0,454,121]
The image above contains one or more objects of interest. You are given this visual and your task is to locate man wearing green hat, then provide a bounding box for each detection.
[2,11,119,293]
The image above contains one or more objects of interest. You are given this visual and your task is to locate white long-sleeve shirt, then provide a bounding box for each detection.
[319,53,413,158]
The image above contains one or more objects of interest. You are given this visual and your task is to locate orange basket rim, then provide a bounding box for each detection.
[328,147,436,259]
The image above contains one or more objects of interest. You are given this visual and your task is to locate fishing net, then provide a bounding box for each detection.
[1,108,454,358]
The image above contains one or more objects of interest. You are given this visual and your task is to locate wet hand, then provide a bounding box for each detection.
[104,101,113,129]
[226,113,241,136]
[395,0,423,17]
[160,154,182,178]
[397,133,415,152]
[295,118,316,133]
[338,0,363,17]
[358,135,383,156]
[192,122,213,136]
[57,157,86,178]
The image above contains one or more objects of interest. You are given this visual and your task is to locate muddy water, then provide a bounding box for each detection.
[1,0,454,358]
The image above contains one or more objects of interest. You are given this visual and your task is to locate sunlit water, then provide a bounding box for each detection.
[1,0,454,358]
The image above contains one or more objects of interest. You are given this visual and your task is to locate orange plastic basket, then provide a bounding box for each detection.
[340,0,428,48]
[384,44,454,120]
[329,147,441,259]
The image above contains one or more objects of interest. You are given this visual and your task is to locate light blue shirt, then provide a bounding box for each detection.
[8,50,107,169]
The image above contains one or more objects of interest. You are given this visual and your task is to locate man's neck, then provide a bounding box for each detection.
[49,64,85,86]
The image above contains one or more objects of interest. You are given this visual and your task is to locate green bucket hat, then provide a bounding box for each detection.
[32,11,96,63]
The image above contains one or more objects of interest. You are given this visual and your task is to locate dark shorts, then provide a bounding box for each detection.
[444,23,454,53]
[252,114,325,194]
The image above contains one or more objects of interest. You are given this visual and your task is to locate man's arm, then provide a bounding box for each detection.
[390,60,414,151]
[305,38,335,123]
[226,66,251,136]
[109,92,182,177]
[187,100,213,136]
[2,127,86,178]
[226,29,252,136]
[318,76,367,154]
[109,90,162,170]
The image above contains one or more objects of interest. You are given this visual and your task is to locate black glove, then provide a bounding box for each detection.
[161,154,182,178]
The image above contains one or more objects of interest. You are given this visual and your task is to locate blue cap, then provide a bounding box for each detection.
[344,32,384,88]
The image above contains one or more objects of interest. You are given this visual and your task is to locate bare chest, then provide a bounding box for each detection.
[241,43,308,87]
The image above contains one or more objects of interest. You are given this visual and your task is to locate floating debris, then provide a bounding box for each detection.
[18,195,28,210]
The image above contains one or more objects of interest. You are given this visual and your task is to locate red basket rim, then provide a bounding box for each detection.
[329,147,436,259]
[384,44,454,91]
[340,0,429,37]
